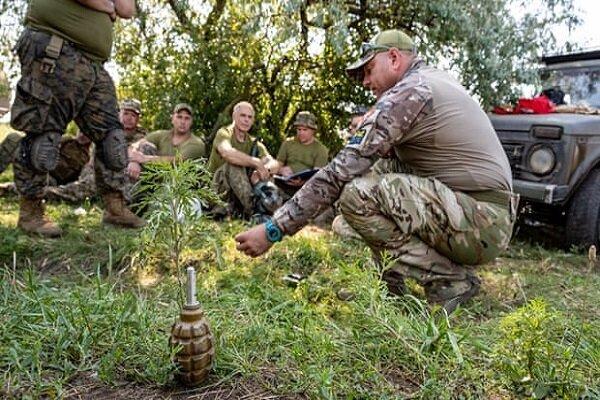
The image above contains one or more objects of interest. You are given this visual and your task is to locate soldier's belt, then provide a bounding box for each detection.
[465,189,514,209]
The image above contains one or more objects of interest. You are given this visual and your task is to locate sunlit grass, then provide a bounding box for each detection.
[0,184,599,398]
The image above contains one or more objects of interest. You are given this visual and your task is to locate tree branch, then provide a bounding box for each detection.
[203,0,227,41]
[167,0,190,27]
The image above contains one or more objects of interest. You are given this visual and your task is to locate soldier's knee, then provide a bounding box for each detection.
[99,129,127,171]
[339,180,362,216]
[19,132,61,173]
[6,132,25,144]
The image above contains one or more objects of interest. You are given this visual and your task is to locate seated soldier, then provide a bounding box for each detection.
[207,101,279,219]
[275,111,329,196]
[130,103,206,165]
[44,99,151,202]
[0,130,92,197]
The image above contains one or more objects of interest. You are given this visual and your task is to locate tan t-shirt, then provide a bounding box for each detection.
[145,130,206,160]
[26,0,113,61]
[207,123,270,173]
[277,137,328,173]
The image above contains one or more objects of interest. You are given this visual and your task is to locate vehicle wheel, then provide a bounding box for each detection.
[566,169,600,248]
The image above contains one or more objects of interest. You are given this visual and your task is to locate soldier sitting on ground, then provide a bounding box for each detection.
[44,98,152,202]
[129,103,206,166]
[275,111,329,197]
[0,129,92,197]
[207,101,279,219]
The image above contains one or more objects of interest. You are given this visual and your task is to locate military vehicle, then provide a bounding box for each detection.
[489,50,600,248]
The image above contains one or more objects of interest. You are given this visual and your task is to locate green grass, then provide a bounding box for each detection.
[1,170,599,398]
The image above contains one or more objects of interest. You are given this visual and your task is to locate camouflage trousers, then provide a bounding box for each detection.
[338,172,516,299]
[212,163,254,216]
[0,132,24,174]
[10,28,126,199]
[45,163,96,202]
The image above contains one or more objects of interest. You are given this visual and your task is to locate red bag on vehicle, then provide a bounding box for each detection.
[514,95,555,114]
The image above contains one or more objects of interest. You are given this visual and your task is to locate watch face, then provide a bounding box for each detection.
[266,220,282,242]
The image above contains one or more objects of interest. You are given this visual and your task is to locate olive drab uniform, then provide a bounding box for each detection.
[272,58,518,307]
[9,0,144,235]
[208,123,270,217]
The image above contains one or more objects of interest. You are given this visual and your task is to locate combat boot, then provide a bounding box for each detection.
[425,273,481,315]
[17,197,62,237]
[102,192,145,228]
[381,269,407,297]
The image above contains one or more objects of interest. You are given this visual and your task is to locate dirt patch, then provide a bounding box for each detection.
[62,372,302,400]
[381,367,421,397]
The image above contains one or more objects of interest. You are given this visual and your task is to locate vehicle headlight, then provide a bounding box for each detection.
[528,146,556,175]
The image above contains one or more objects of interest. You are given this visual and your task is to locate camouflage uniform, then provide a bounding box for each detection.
[272,58,517,305]
[0,132,24,173]
[46,126,149,202]
[213,163,255,216]
[1,131,91,198]
[10,28,127,200]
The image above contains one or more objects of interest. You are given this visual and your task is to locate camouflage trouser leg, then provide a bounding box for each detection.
[338,173,514,294]
[212,163,254,215]
[0,132,24,173]
[45,163,96,202]
[10,28,126,199]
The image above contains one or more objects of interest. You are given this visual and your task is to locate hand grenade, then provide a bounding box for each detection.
[170,267,214,385]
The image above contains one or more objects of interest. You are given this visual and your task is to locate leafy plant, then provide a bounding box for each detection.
[134,158,221,306]
[492,298,585,398]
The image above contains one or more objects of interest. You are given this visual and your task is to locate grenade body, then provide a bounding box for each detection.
[170,304,214,385]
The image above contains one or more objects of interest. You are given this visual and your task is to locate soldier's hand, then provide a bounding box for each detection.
[235,224,273,257]
[256,164,270,181]
[129,149,146,163]
[127,161,141,180]
[279,166,294,177]
[287,178,304,187]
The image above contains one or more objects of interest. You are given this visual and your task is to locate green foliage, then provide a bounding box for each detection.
[0,196,600,398]
[0,1,582,153]
[0,267,177,398]
[492,298,587,398]
[134,158,221,305]
[110,0,579,155]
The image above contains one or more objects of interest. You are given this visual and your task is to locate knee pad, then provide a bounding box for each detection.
[100,129,127,171]
[20,132,61,173]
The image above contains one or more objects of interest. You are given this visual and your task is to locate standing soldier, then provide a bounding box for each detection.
[10,0,142,237]
[235,30,518,314]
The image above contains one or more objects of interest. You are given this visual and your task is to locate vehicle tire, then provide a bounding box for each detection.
[566,169,600,248]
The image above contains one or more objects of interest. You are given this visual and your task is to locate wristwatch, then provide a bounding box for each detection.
[265,219,283,242]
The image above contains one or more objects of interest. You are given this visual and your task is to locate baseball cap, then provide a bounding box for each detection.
[121,98,142,115]
[346,29,415,81]
[173,103,193,115]
[293,111,318,130]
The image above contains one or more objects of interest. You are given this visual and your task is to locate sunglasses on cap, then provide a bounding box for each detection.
[359,43,392,58]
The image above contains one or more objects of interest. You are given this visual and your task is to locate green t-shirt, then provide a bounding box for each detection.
[145,130,206,160]
[26,0,113,61]
[207,123,270,173]
[276,137,329,173]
